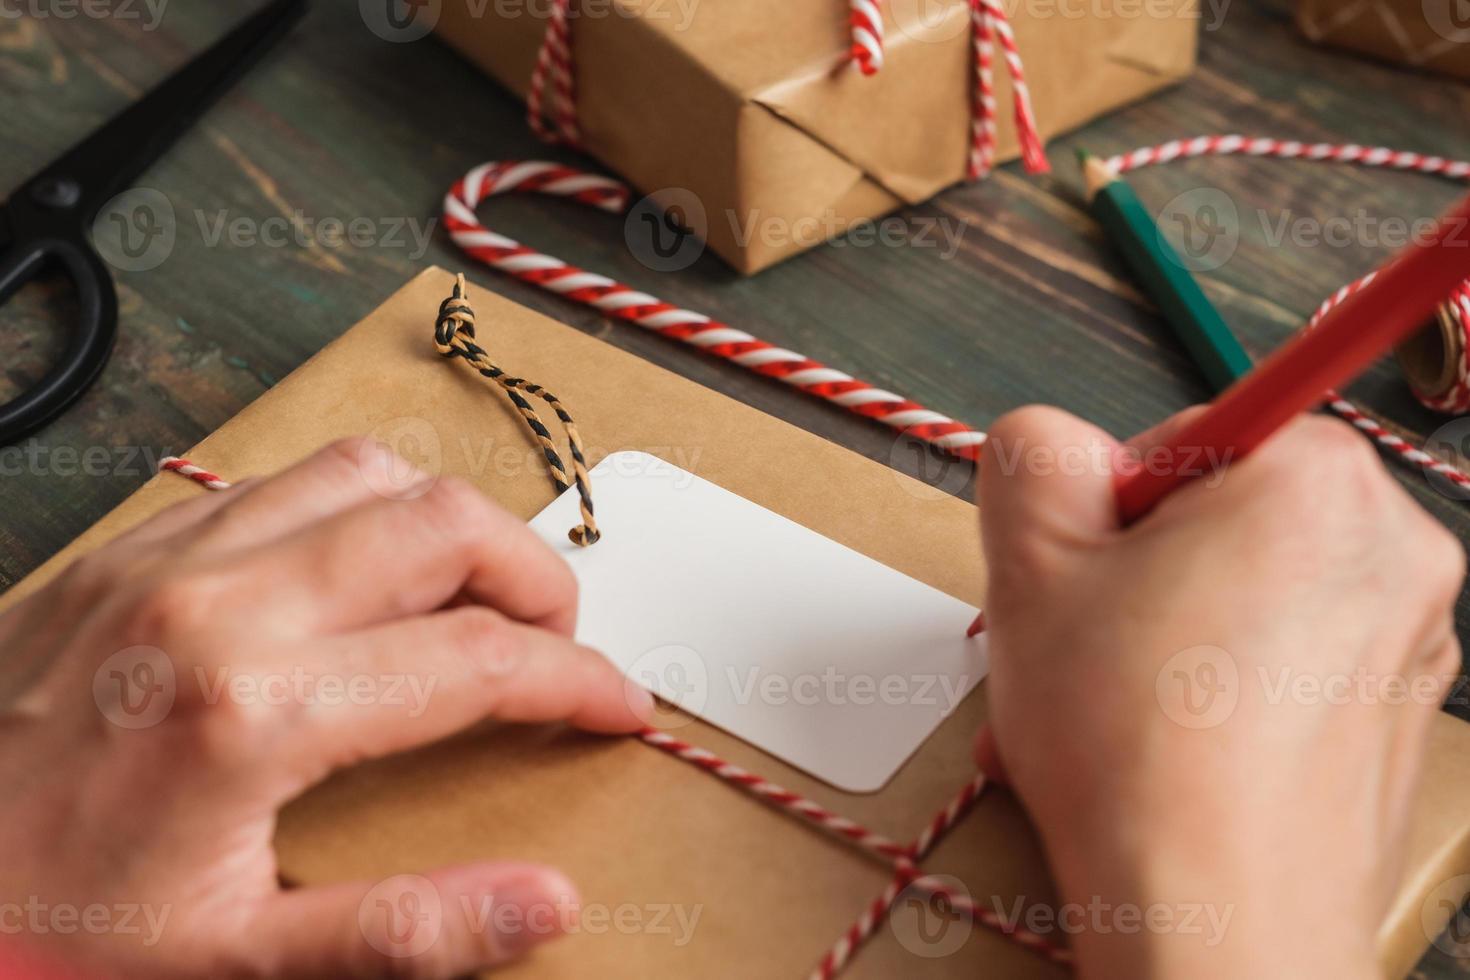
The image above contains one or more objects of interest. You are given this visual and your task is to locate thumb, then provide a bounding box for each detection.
[977,406,1124,562]
[253,862,579,978]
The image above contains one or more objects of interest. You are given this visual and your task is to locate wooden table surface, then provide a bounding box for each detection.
[4,0,1470,974]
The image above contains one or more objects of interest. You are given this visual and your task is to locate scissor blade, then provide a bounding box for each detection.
[18,0,307,221]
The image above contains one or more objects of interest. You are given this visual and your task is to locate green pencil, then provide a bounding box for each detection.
[1081,148,1254,393]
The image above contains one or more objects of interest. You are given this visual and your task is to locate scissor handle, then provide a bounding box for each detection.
[0,233,119,445]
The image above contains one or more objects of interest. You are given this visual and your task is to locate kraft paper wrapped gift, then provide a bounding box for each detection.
[8,268,1470,977]
[1298,0,1470,81]
[434,0,1200,274]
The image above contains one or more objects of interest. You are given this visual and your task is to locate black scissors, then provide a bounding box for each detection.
[0,0,307,445]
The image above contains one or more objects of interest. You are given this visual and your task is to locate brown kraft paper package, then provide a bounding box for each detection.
[1298,0,1470,82]
[5,269,1470,977]
[434,0,1200,273]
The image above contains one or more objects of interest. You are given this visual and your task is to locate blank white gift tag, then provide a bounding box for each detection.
[527,451,987,793]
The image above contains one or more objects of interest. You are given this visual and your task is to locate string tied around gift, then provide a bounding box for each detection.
[433,273,601,546]
[526,0,1050,179]
[172,453,1088,977]
[443,150,1470,494]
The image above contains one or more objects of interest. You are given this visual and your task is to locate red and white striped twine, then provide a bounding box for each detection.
[443,148,1470,493]
[159,456,232,491]
[442,160,989,460]
[1107,135,1470,492]
[971,0,1048,178]
[850,0,885,76]
[525,0,1049,179]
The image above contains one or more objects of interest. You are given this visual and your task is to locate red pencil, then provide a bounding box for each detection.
[968,189,1470,638]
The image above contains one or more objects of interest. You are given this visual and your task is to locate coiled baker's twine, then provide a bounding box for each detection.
[525,0,1050,180]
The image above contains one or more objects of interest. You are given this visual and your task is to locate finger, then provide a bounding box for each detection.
[1380,637,1461,852]
[194,438,435,550]
[221,476,579,637]
[972,723,1010,787]
[284,607,651,776]
[254,862,578,979]
[1123,405,1209,456]
[977,406,1125,563]
[113,478,260,548]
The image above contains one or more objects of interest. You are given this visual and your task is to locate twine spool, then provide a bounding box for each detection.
[1396,301,1470,413]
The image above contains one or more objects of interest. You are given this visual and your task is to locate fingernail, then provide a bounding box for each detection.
[491,871,579,955]
[624,679,658,724]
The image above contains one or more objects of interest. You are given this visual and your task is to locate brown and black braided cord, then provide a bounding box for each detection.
[434,274,600,546]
